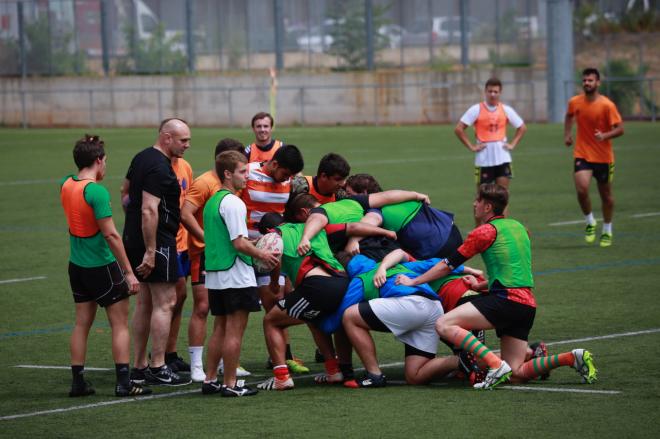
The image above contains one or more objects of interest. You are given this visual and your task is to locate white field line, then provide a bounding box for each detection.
[549,212,660,227]
[14,365,111,371]
[385,381,620,395]
[630,212,660,218]
[502,386,621,395]
[4,328,659,421]
[0,276,47,285]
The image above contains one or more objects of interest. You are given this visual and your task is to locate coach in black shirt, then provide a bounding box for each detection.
[122,118,192,386]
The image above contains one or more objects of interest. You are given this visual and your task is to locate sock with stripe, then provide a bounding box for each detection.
[448,327,502,370]
[519,352,575,380]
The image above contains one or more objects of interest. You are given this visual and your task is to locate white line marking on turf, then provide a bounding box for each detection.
[4,328,659,421]
[14,365,111,371]
[549,212,660,226]
[502,386,621,395]
[549,219,601,226]
[630,212,660,218]
[385,381,620,394]
[543,328,660,347]
[0,276,47,285]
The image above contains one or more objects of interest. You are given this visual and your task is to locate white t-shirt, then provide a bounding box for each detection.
[205,193,257,290]
[460,103,524,167]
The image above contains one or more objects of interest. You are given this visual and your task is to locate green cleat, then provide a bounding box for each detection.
[572,349,598,384]
[585,223,597,243]
[286,358,310,374]
[599,233,612,247]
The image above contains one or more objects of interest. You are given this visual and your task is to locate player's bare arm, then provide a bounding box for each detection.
[298,212,328,255]
[138,190,160,278]
[233,236,281,269]
[504,124,527,151]
[395,259,452,287]
[374,249,410,288]
[454,121,485,152]
[594,122,624,142]
[180,200,204,243]
[564,113,575,146]
[368,190,430,208]
[97,217,139,294]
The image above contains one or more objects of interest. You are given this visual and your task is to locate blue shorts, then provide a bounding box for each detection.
[177,251,191,278]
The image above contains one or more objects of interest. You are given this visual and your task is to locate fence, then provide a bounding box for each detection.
[1,0,546,75]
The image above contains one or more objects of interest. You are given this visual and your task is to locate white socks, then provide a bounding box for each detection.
[602,222,612,234]
[188,346,203,368]
[585,213,596,226]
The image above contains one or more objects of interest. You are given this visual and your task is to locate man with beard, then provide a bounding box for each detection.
[564,68,624,247]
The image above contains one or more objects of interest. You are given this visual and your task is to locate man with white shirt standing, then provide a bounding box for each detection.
[454,78,527,197]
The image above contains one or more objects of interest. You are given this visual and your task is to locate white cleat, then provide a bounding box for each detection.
[473,361,512,390]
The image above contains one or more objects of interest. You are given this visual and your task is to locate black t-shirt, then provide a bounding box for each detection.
[122,147,180,249]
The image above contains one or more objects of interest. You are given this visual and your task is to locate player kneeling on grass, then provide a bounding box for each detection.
[201,151,280,397]
[396,184,598,389]
[60,135,150,397]
[319,248,455,388]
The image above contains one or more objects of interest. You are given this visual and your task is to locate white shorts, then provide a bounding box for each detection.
[256,273,286,287]
[369,295,444,356]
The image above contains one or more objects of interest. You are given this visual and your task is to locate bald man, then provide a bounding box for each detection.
[122,118,193,386]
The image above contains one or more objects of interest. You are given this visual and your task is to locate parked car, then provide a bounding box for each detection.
[402,16,479,46]
[296,21,404,52]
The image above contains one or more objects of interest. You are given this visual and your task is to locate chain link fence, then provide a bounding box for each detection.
[1,0,547,75]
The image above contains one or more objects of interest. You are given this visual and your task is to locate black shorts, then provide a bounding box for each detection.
[68,261,129,307]
[126,246,178,283]
[208,287,261,316]
[471,294,536,341]
[475,163,513,184]
[277,275,349,323]
[574,158,614,184]
[190,252,205,285]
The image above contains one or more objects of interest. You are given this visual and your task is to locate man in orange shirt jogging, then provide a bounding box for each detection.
[565,68,624,247]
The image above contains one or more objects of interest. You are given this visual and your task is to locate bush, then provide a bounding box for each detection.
[23,14,86,75]
[116,24,187,74]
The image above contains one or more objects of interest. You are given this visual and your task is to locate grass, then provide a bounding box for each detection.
[0,123,659,438]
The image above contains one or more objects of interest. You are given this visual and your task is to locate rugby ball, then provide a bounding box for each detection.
[254,232,283,272]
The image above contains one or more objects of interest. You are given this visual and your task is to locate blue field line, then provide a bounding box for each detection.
[1,257,659,340]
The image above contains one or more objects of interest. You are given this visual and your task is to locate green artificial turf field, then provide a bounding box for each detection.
[0,123,659,438]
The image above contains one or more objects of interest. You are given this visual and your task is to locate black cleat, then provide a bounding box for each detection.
[115,381,153,397]
[130,366,148,384]
[69,380,95,397]
[201,380,223,395]
[166,355,191,373]
[357,372,386,388]
[145,365,192,386]
[221,380,258,397]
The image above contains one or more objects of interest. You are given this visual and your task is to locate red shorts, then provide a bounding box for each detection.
[438,278,482,312]
[190,251,205,285]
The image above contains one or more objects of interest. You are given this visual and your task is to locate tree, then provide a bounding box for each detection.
[327,0,391,69]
